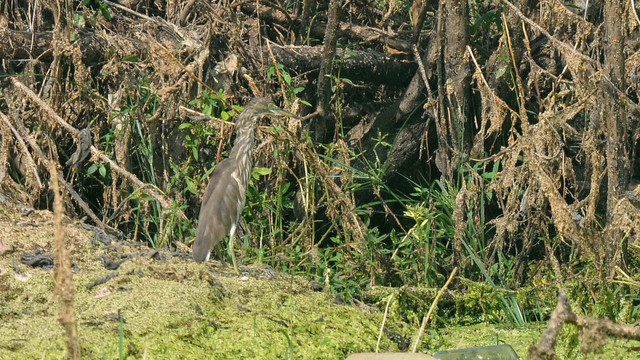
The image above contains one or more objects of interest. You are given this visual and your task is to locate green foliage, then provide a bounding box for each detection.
[76,70,540,330]
[393,180,455,287]
[469,0,504,51]
[188,90,233,119]
[267,63,310,106]
[81,0,112,21]
[392,159,527,326]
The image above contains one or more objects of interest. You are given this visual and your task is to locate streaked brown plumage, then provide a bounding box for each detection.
[192,97,297,272]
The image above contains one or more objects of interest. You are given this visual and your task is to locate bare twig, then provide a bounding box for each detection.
[529,289,640,359]
[503,14,529,128]
[50,161,80,359]
[265,40,288,103]
[0,113,43,189]
[382,0,397,26]
[632,0,640,29]
[410,0,429,44]
[103,0,165,26]
[376,285,407,352]
[467,45,525,122]
[179,106,235,126]
[0,117,9,184]
[178,0,197,25]
[411,267,458,352]
[500,0,598,69]
[412,44,432,99]
[316,0,341,118]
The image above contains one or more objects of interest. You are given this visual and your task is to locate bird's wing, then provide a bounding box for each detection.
[193,159,244,262]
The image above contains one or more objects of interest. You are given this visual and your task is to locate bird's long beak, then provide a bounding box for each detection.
[268,103,301,120]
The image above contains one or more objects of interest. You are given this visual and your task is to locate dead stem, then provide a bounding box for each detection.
[411,267,458,352]
[50,161,80,359]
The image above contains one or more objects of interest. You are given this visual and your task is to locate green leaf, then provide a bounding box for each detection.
[282,71,291,85]
[221,111,230,120]
[251,167,272,180]
[280,181,291,194]
[267,66,275,79]
[186,178,197,195]
[73,14,86,28]
[178,123,193,130]
[253,167,272,176]
[87,163,98,175]
[99,3,112,20]
[122,55,141,63]
[495,65,507,80]
[99,165,107,178]
[169,161,179,174]
[292,87,305,94]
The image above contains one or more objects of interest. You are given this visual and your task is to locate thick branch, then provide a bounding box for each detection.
[266,43,416,85]
[239,3,412,53]
[0,29,415,86]
[529,290,640,360]
[316,0,341,119]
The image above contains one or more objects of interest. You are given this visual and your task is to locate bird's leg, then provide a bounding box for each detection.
[228,223,240,274]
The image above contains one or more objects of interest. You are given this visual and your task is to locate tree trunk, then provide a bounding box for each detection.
[313,0,342,142]
[436,0,472,181]
[603,0,629,275]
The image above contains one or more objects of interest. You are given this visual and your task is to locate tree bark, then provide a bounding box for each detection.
[313,0,341,142]
[434,0,472,182]
[603,0,629,274]
[444,0,472,153]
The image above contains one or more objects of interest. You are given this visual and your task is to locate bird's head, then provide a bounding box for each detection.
[243,97,299,119]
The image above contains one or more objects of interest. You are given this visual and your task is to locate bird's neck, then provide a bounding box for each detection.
[229,123,255,164]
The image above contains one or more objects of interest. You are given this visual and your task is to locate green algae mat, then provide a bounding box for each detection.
[1,207,640,359]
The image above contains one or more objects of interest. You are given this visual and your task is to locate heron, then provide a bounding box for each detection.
[192,97,298,273]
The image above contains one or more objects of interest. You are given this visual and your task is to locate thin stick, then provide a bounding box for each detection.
[0,113,43,188]
[376,286,406,352]
[179,106,235,126]
[411,267,458,352]
[632,0,640,29]
[50,161,80,359]
[412,44,432,100]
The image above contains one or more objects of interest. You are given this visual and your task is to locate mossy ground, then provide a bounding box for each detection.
[1,202,639,359]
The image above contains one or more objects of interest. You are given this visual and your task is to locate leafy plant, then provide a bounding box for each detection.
[81,0,112,21]
[188,90,235,119]
[267,63,309,105]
